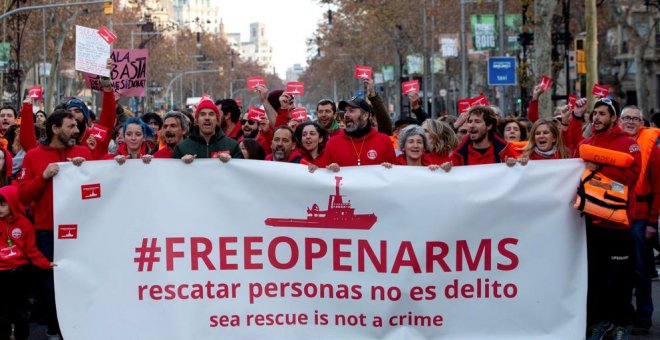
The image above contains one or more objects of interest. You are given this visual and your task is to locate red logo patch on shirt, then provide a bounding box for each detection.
[58,225,78,240]
[81,184,101,200]
[10,227,22,239]
[367,150,378,160]
[629,144,640,153]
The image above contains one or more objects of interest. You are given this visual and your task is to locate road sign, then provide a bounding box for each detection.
[487,57,517,86]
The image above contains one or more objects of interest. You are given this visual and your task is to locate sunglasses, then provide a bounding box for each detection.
[596,98,617,116]
[241,119,257,125]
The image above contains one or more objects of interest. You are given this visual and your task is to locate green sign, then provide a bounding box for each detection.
[470,14,523,52]
[0,43,9,72]
[505,14,522,51]
[471,14,496,51]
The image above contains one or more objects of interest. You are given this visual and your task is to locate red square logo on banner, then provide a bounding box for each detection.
[81,184,101,200]
[286,82,304,96]
[89,124,109,142]
[592,84,609,98]
[247,76,265,90]
[354,65,373,79]
[58,225,78,239]
[402,80,420,95]
[97,26,117,44]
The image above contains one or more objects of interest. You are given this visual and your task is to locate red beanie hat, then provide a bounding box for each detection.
[195,96,220,119]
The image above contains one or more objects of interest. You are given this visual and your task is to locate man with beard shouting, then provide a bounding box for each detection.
[452,105,515,166]
[153,111,190,159]
[17,110,92,339]
[317,97,395,169]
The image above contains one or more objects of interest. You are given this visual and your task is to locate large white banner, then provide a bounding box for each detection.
[54,159,587,340]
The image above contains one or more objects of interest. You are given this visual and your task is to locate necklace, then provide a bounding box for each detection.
[350,137,367,165]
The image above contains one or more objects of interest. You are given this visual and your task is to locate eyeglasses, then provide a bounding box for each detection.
[620,116,642,123]
[241,119,257,125]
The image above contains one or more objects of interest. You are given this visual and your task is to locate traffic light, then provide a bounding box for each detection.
[575,38,586,74]
[103,1,113,15]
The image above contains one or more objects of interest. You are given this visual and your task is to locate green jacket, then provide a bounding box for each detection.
[171,127,243,159]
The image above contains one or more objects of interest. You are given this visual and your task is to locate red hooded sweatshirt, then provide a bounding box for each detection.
[18,144,92,231]
[317,128,396,167]
[0,186,50,270]
[19,90,116,160]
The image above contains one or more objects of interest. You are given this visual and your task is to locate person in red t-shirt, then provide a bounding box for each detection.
[317,97,396,171]
[422,119,458,166]
[381,125,451,172]
[452,106,514,166]
[295,121,328,165]
[106,117,155,164]
[17,110,90,339]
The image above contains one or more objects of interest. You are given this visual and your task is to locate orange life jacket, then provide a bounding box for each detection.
[634,127,660,195]
[578,144,634,168]
[574,170,629,227]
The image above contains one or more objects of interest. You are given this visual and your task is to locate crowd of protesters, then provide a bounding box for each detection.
[0,59,659,340]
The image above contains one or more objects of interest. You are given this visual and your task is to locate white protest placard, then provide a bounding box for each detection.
[54,159,587,340]
[75,25,111,77]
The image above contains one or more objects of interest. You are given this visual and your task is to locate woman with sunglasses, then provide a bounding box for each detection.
[294,121,328,165]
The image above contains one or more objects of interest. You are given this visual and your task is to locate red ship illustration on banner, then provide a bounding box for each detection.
[264,176,377,230]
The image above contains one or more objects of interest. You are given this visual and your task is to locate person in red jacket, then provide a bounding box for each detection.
[0,185,54,340]
[265,126,308,164]
[452,106,515,166]
[153,111,189,159]
[508,118,569,166]
[381,125,450,172]
[317,97,396,170]
[19,60,116,160]
[617,105,660,334]
[17,110,91,339]
[577,98,642,340]
[106,117,155,164]
[422,119,458,165]
[294,121,328,165]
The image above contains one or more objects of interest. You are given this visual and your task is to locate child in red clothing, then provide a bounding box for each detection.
[0,185,54,340]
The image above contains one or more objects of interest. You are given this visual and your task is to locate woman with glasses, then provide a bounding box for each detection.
[294,121,328,165]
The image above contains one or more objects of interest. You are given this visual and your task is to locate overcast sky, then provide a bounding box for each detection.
[215,0,326,79]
